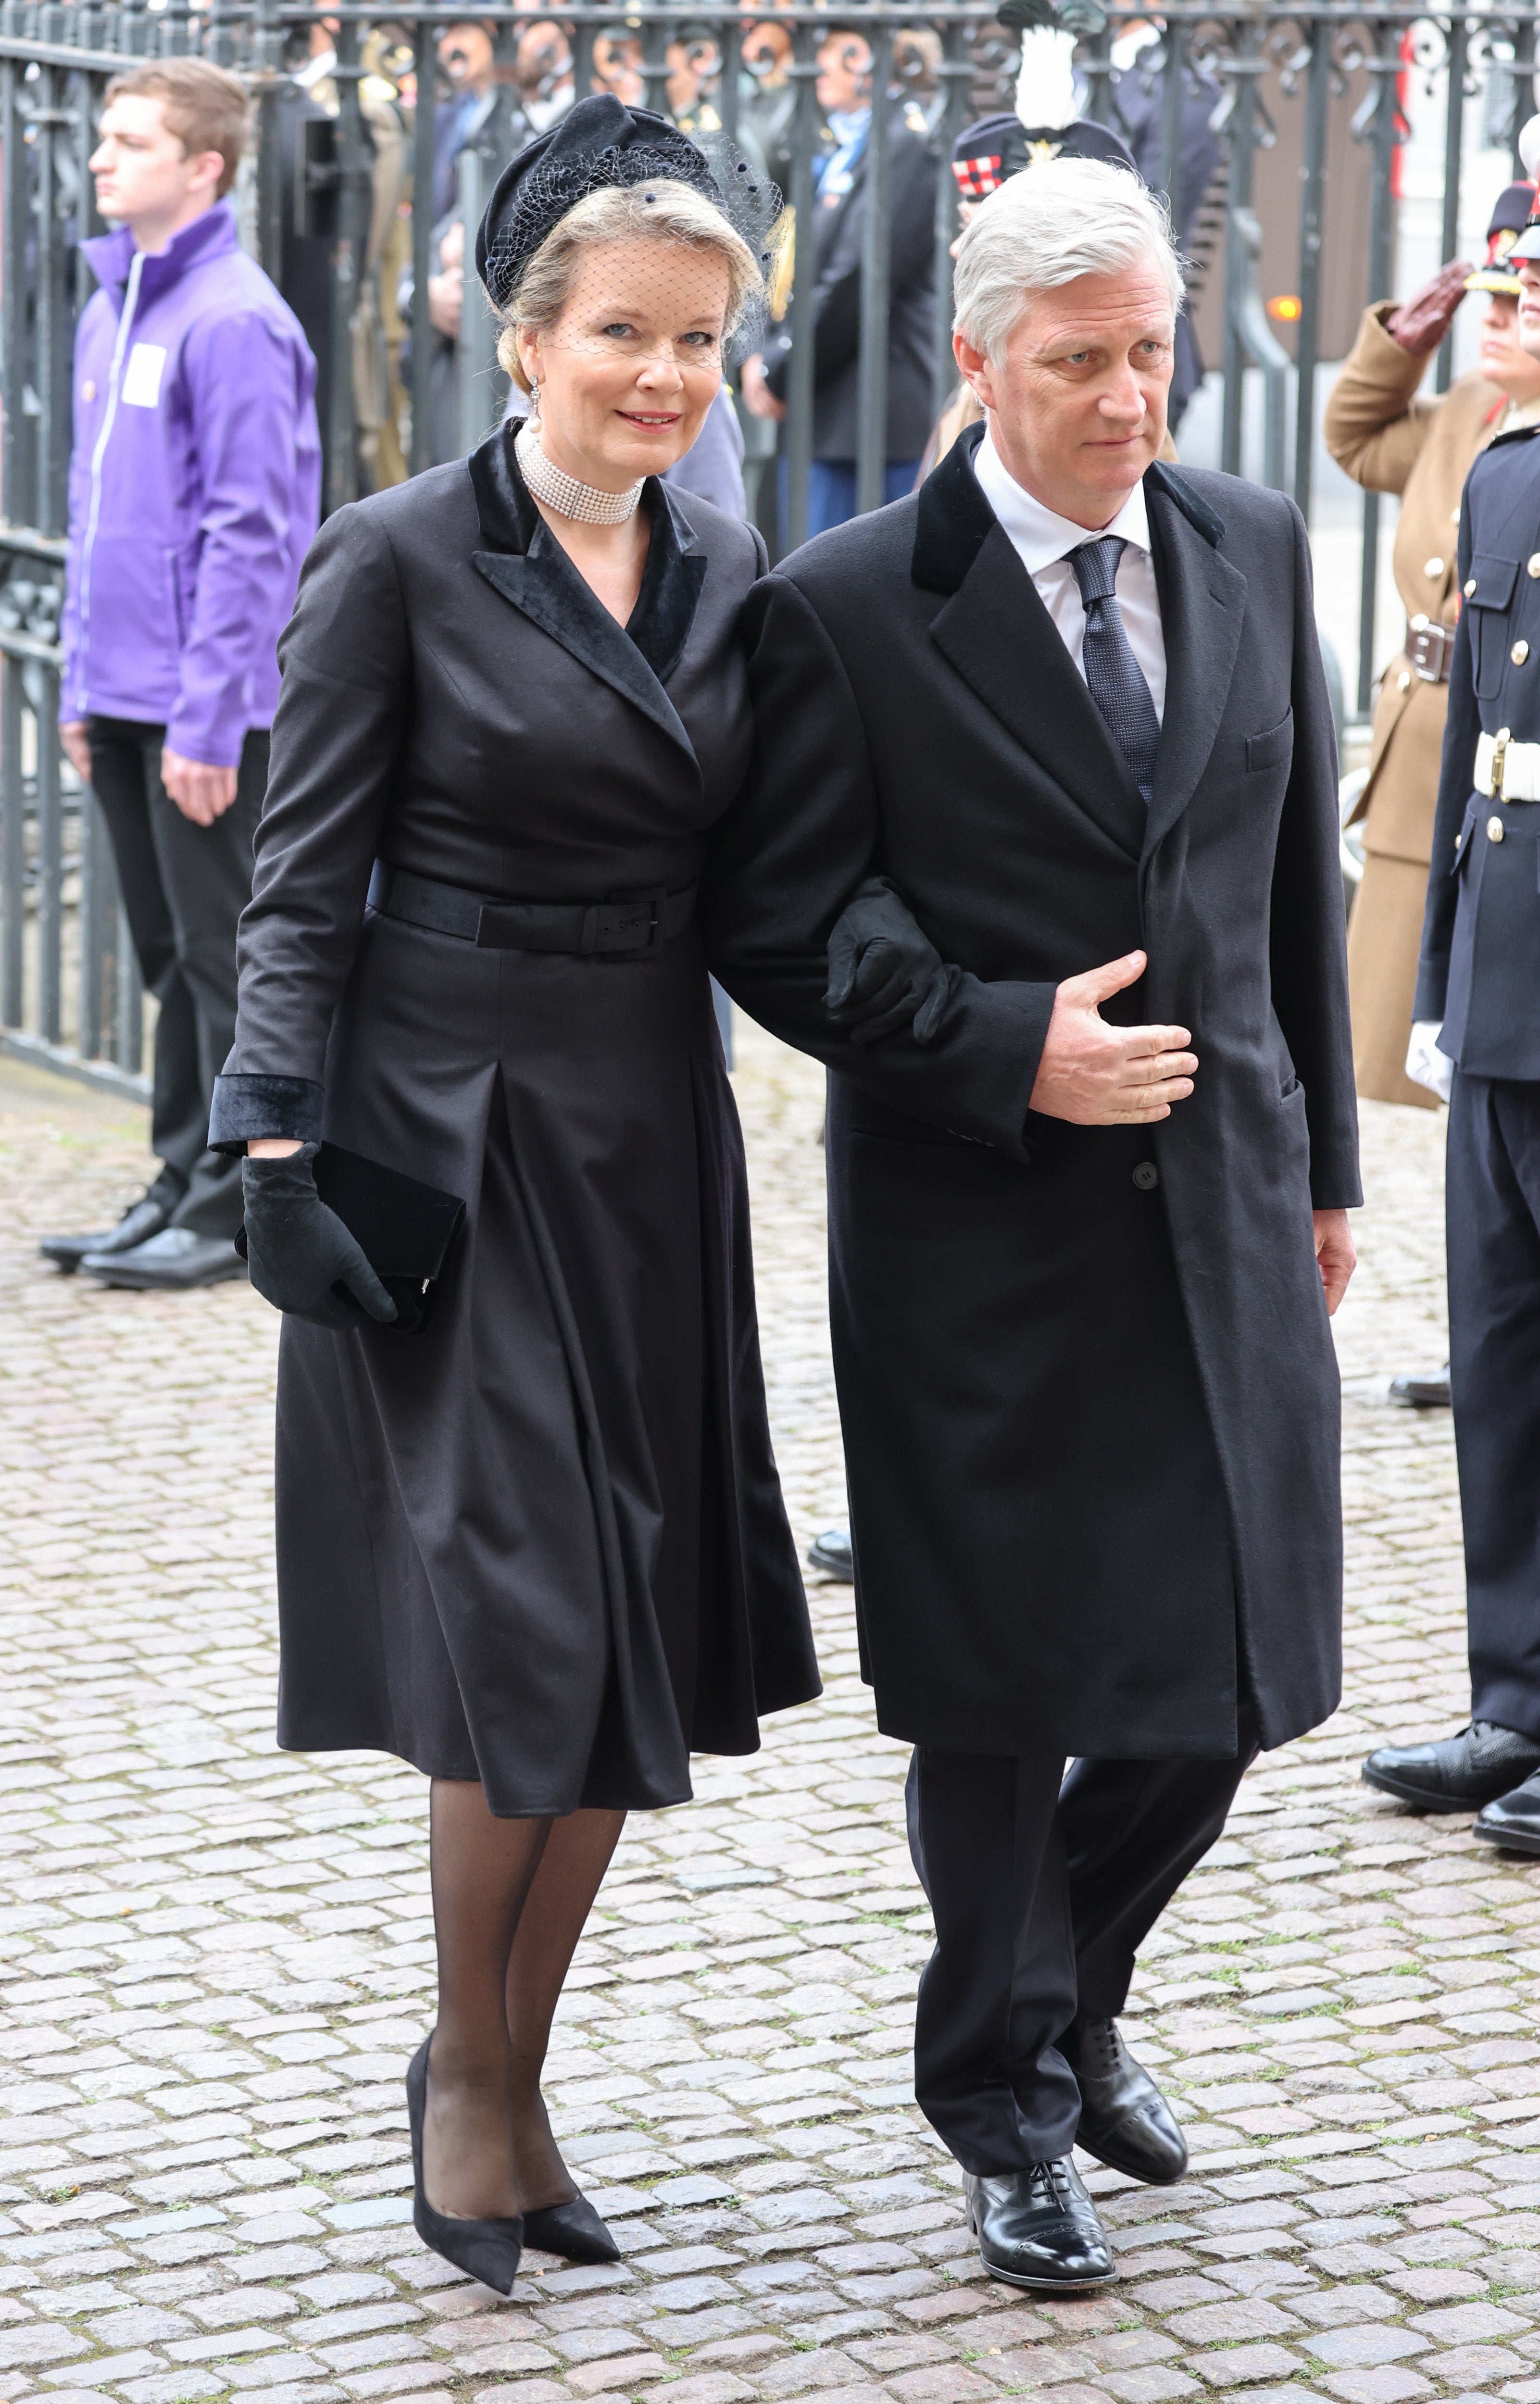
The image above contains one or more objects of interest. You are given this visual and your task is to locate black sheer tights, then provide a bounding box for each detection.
[424,1778,626,2220]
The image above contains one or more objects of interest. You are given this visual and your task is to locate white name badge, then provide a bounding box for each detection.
[121,342,167,408]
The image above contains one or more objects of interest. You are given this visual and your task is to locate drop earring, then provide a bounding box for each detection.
[527,376,540,423]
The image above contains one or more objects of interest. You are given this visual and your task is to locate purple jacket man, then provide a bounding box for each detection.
[61,201,319,764]
[47,58,321,1293]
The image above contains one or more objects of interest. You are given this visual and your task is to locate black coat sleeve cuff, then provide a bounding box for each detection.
[208,1073,326,1154]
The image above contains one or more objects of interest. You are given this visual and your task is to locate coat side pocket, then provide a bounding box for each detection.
[1245,710,1294,774]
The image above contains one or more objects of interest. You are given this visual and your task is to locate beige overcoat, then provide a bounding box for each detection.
[1325,304,1504,1106]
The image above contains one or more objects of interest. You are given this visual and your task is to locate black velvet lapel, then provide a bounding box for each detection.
[912,423,996,596]
[1145,459,1225,548]
[917,424,1146,861]
[467,426,701,770]
[1142,476,1247,859]
[627,480,708,685]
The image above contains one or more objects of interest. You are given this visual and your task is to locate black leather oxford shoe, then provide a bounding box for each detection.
[1362,1722,1540,1812]
[1388,1365,1451,1408]
[963,2158,1117,2291]
[80,1228,247,1291]
[1475,1769,1540,1854]
[1062,2016,1188,2185]
[41,1194,169,1273]
[806,1525,854,1580]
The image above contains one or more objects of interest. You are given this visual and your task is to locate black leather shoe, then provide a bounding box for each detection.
[79,1228,246,1290]
[1475,1768,1540,1854]
[41,1195,169,1273]
[405,2036,523,2293]
[963,2158,1117,2291]
[1062,2016,1188,2185]
[1362,1721,1540,1812]
[521,2193,621,2263]
[1389,1365,1451,1408]
[806,1525,853,1580]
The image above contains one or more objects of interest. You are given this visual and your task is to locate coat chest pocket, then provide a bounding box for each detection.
[1465,552,1521,700]
[1245,711,1293,775]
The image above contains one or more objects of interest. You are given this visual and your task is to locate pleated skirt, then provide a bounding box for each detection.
[271,906,819,1816]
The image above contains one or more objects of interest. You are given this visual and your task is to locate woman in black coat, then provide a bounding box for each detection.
[208,98,818,2293]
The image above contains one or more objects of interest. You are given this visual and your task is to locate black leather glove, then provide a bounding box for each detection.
[824,876,961,1048]
[241,1143,398,1330]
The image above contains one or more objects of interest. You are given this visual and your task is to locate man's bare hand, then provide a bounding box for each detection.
[1313,1207,1356,1316]
[59,720,93,781]
[1385,261,1472,357]
[740,352,787,423]
[427,263,464,341]
[1029,950,1197,1125]
[162,748,238,826]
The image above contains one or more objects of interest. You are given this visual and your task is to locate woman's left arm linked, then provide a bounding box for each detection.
[208,507,410,1155]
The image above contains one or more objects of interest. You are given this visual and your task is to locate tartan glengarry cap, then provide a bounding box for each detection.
[950,110,1137,200]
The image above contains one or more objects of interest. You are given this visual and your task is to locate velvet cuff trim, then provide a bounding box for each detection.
[208,1072,326,1154]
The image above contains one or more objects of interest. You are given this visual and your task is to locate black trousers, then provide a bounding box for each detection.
[1448,1071,1540,1741]
[88,718,268,1240]
[906,1704,1258,2172]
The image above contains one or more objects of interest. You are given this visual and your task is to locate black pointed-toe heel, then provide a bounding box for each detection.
[521,2192,621,2265]
[406,2035,524,2294]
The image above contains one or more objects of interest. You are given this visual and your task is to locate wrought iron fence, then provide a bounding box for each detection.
[0,0,1535,1089]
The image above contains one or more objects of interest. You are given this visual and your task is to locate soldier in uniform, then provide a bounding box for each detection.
[1327,185,1540,1121]
[1362,140,1540,1849]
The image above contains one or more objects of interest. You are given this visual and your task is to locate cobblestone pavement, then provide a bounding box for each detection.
[3,1025,1536,2404]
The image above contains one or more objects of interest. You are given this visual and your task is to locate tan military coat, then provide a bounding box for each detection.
[1325,304,1505,1105]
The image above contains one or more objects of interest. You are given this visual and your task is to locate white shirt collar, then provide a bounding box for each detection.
[972,419,1151,573]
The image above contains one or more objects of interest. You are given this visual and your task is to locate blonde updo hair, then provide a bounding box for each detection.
[496,179,764,390]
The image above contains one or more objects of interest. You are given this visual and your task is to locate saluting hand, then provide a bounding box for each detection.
[1385,261,1473,358]
[1030,950,1197,1126]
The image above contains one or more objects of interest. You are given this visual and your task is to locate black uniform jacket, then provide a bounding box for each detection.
[1415,420,1540,1078]
[211,432,818,1817]
[764,107,939,462]
[706,427,1360,1761]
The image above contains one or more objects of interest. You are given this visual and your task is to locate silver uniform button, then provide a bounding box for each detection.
[1489,814,1506,843]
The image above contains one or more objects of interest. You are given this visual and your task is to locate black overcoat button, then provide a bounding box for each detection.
[1132,1161,1160,1191]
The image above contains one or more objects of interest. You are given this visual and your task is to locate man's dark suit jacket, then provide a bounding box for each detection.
[706,426,1360,1762]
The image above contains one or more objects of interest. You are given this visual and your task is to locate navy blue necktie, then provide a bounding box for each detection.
[1069,536,1161,805]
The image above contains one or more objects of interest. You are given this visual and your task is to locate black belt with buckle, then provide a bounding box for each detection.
[367,861,698,956]
[1407,618,1455,684]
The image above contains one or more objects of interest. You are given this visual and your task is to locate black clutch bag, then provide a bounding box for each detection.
[236,1143,466,1336]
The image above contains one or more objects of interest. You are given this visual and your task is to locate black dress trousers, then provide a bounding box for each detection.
[88,716,267,1240]
[905,1703,1259,2172]
[1448,1071,1540,1741]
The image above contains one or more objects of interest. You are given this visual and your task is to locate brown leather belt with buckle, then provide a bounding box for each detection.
[1407,616,1455,683]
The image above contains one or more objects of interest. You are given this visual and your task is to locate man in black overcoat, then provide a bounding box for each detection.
[706,155,1360,2289]
[740,23,938,533]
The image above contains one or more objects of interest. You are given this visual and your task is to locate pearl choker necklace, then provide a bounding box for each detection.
[516,416,643,526]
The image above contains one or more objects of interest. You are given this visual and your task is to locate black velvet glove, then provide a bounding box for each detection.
[824,876,961,1048]
[241,1142,398,1329]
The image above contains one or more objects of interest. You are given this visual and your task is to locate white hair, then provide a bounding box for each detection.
[952,156,1184,365]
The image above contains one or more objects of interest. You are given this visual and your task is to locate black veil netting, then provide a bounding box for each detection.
[476,93,785,329]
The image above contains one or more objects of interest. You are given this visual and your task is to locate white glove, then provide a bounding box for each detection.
[1406,1020,1453,1103]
